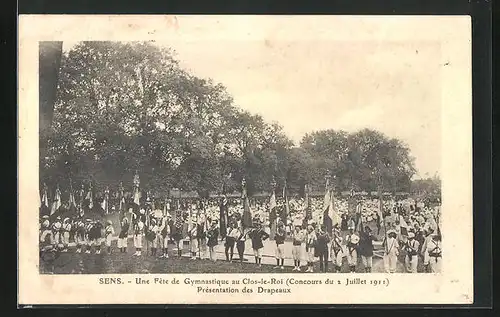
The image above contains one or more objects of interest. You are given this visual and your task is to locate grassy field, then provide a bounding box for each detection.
[39,238,420,274]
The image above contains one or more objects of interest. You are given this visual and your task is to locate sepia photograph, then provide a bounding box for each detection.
[38,38,443,275]
[19,15,472,305]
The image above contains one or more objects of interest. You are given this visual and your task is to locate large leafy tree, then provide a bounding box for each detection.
[43,41,419,199]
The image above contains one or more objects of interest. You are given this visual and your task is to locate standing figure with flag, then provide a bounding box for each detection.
[248,219,269,268]
[345,224,360,273]
[274,220,286,270]
[118,214,130,253]
[197,208,208,260]
[172,206,185,257]
[225,221,240,262]
[305,224,317,272]
[235,222,248,263]
[330,224,344,273]
[188,207,199,260]
[206,219,220,262]
[291,223,305,271]
[404,231,420,273]
[316,224,331,273]
[104,220,115,254]
[383,229,400,273]
[133,211,145,257]
[159,213,171,258]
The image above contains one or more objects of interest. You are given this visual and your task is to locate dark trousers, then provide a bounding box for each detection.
[225,242,235,261]
[318,248,329,272]
[236,241,245,261]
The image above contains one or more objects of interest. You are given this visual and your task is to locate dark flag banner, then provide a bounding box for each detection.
[219,194,228,238]
[241,179,253,229]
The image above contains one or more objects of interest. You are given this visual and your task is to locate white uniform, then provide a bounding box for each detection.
[105,224,115,247]
[134,221,144,248]
[189,225,199,257]
[345,233,359,267]
[161,218,170,249]
[291,230,305,261]
[383,237,400,273]
[52,221,62,245]
[306,231,317,263]
[62,221,71,247]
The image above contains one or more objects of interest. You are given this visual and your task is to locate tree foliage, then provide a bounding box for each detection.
[42,41,419,198]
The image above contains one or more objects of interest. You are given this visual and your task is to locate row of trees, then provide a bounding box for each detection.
[40,41,428,199]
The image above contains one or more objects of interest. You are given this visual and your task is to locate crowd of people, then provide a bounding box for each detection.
[39,192,442,274]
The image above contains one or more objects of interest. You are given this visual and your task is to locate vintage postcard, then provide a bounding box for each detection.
[18,15,473,305]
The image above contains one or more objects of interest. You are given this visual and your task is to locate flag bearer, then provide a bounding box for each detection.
[249,220,269,267]
[133,217,145,256]
[404,231,420,273]
[148,218,160,256]
[225,222,240,262]
[236,223,247,263]
[315,224,330,273]
[104,220,115,254]
[206,219,220,262]
[345,225,360,273]
[189,212,199,260]
[305,224,317,272]
[330,225,344,273]
[118,217,130,253]
[197,211,208,259]
[383,229,400,273]
[160,216,170,258]
[274,221,286,270]
[291,224,305,271]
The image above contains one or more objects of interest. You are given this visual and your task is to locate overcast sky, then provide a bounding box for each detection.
[62,16,443,178]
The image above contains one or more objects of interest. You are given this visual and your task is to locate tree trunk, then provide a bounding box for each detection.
[39,41,63,167]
